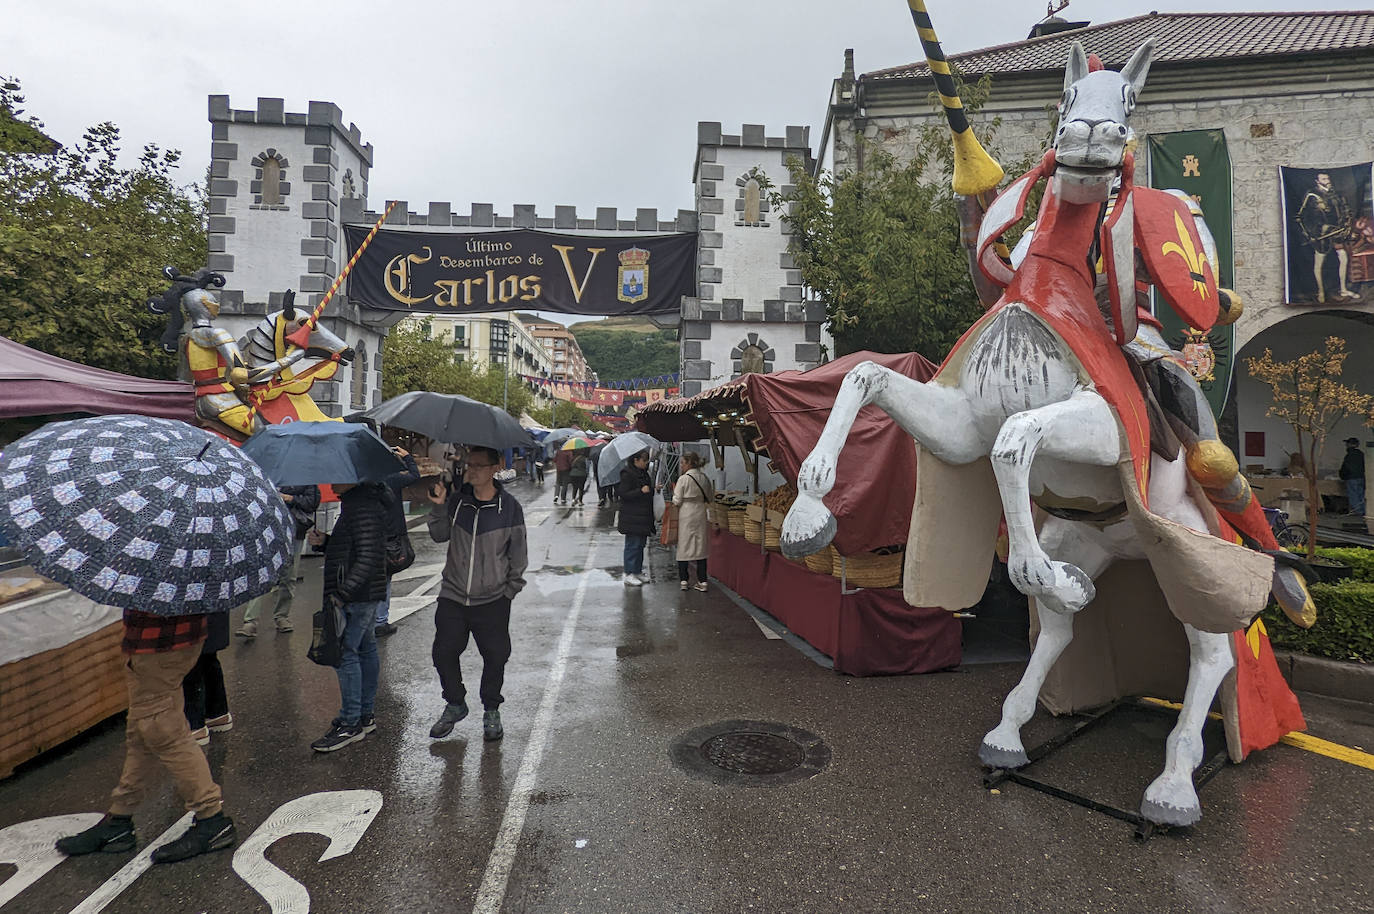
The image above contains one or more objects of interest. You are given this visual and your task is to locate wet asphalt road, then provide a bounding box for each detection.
[2,478,1373,913]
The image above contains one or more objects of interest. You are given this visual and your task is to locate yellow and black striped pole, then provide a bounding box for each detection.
[905,0,1004,195]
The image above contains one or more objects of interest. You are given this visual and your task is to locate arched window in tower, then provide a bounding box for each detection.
[250,150,291,208]
[732,334,773,375]
[740,344,766,374]
[351,340,369,410]
[734,167,771,227]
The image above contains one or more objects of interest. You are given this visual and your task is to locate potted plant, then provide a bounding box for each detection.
[1246,336,1374,577]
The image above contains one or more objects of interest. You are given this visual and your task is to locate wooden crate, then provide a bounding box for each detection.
[0,621,127,780]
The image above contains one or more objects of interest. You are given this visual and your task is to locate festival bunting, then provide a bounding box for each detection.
[644,389,666,404]
[572,398,596,411]
[593,389,624,406]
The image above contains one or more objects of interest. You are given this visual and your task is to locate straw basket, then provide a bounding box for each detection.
[763,524,781,551]
[803,545,836,576]
[743,517,764,545]
[727,509,747,537]
[707,503,727,529]
[830,547,904,589]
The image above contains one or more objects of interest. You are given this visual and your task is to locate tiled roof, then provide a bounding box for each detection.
[865,11,1374,81]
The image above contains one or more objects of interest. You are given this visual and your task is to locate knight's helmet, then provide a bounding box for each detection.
[147,266,226,380]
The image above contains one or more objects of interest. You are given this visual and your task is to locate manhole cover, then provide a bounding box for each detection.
[669,720,830,787]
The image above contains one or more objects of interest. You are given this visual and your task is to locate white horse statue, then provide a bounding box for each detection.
[781,41,1283,827]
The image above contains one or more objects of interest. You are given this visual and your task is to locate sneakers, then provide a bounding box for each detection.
[429,701,469,738]
[56,814,135,856]
[275,618,293,633]
[624,573,644,586]
[151,812,236,864]
[374,622,398,637]
[235,621,257,639]
[206,713,233,733]
[680,580,689,590]
[311,721,365,752]
[190,726,210,747]
[360,713,377,734]
[483,708,504,742]
[694,582,708,592]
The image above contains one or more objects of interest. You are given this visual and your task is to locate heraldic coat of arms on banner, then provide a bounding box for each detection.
[618,247,649,303]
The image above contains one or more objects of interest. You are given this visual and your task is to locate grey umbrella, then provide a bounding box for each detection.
[0,416,294,614]
[360,391,533,450]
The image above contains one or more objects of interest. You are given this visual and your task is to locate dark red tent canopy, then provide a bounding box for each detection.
[639,350,938,554]
[0,336,195,421]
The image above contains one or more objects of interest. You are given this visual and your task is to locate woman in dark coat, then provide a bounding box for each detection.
[183,611,232,745]
[617,451,654,586]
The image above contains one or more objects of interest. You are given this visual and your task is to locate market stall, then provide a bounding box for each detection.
[639,351,961,675]
[0,337,196,778]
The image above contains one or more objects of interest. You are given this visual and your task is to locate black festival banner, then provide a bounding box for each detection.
[342,226,696,316]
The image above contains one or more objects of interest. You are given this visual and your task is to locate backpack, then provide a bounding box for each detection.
[377,484,416,575]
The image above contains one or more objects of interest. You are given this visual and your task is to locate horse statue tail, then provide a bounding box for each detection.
[904,0,1004,195]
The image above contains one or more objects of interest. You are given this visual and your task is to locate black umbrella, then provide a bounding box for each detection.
[360,391,532,450]
[0,416,294,614]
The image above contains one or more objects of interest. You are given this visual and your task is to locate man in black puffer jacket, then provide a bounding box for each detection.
[310,482,389,753]
[617,450,655,586]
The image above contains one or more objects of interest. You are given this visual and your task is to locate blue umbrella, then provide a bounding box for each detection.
[240,421,404,487]
[0,415,294,614]
[596,431,661,486]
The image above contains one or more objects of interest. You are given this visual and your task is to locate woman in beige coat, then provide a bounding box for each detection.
[672,451,715,591]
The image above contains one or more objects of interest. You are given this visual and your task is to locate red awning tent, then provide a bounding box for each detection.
[637,350,937,554]
[0,335,195,422]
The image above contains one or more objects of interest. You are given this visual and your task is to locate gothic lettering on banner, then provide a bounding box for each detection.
[343,227,695,316]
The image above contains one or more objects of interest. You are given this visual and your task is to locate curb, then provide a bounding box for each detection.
[1274,651,1374,705]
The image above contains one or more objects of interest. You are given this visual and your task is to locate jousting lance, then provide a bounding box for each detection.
[904,0,1005,196]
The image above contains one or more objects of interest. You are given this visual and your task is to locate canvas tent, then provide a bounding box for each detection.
[0,336,194,422]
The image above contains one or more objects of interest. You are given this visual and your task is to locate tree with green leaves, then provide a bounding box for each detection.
[572,327,679,382]
[0,78,206,379]
[382,318,537,418]
[774,76,1044,362]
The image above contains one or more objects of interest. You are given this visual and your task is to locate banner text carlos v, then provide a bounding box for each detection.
[342,226,696,317]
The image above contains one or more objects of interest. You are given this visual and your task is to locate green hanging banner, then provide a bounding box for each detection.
[1147,129,1234,416]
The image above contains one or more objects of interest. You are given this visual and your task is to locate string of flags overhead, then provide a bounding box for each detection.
[517,373,681,407]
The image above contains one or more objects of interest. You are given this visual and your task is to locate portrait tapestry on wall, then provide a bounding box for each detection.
[1280,162,1374,305]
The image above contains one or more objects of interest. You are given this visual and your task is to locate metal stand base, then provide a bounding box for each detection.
[981,698,1230,841]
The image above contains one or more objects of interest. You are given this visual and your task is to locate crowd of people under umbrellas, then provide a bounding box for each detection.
[28,420,713,867]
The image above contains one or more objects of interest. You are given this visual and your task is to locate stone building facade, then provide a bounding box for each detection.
[824,11,1374,472]
[205,96,389,416]
[679,123,829,398]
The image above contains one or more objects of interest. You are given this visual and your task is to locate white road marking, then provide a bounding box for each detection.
[754,617,782,640]
[68,812,193,913]
[388,571,445,623]
[232,790,382,914]
[0,813,101,907]
[472,541,600,914]
[389,561,445,583]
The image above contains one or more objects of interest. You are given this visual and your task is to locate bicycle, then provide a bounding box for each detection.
[1263,506,1309,550]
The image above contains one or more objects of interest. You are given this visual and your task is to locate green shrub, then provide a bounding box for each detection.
[1312,546,1374,582]
[1262,579,1374,664]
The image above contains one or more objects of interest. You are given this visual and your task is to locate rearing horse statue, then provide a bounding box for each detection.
[782,32,1298,827]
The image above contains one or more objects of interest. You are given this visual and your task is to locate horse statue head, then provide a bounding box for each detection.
[237,290,354,401]
[1051,40,1154,204]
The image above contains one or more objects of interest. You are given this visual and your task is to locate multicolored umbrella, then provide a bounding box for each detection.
[559,437,596,451]
[0,416,294,615]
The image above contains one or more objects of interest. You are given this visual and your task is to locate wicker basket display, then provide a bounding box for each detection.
[830,547,904,589]
[727,509,747,537]
[803,545,836,576]
[743,517,764,544]
[763,525,781,551]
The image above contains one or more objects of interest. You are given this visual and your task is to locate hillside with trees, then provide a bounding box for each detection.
[570,319,678,382]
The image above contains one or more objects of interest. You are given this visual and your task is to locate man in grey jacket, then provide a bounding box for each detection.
[425,446,528,741]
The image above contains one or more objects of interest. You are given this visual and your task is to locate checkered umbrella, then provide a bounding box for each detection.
[0,416,294,615]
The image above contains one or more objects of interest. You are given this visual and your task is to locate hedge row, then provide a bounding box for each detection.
[1262,579,1374,664]
[1313,546,1374,582]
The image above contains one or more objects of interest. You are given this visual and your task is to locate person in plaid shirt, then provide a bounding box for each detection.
[55,609,237,864]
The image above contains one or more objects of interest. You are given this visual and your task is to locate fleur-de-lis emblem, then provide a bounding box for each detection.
[1161,211,1210,299]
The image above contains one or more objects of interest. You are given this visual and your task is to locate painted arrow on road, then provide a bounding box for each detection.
[0,813,101,907]
[232,790,382,914]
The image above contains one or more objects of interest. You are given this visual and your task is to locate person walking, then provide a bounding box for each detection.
[569,450,589,506]
[375,446,421,637]
[426,446,528,742]
[237,484,320,637]
[183,611,232,745]
[1340,436,1366,516]
[672,451,715,591]
[309,481,389,752]
[553,445,574,504]
[55,610,236,864]
[618,450,654,586]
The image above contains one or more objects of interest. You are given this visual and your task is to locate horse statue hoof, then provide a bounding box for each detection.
[780,497,837,559]
[1140,794,1201,828]
[978,740,1029,770]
